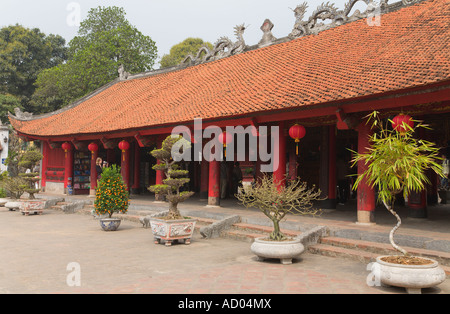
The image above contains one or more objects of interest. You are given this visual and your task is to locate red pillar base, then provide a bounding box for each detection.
[208,160,220,206]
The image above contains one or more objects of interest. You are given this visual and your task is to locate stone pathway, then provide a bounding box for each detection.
[0,207,449,295]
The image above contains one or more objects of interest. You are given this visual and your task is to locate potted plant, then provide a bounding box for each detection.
[352,111,446,294]
[94,165,129,231]
[17,148,44,215]
[236,174,322,264]
[148,135,195,246]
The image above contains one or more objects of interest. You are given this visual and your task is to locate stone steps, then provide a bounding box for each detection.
[308,236,450,276]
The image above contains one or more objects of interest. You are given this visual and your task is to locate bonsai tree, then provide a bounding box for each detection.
[0,174,27,199]
[18,148,43,199]
[94,165,129,218]
[351,111,443,258]
[236,174,322,241]
[148,135,194,220]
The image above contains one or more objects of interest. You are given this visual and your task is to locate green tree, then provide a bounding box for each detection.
[0,94,22,124]
[148,135,194,220]
[352,111,443,257]
[0,24,67,111]
[160,37,213,68]
[31,6,158,113]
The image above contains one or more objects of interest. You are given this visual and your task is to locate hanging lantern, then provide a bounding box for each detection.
[289,124,306,155]
[392,114,414,134]
[88,142,98,160]
[61,142,71,158]
[118,140,130,161]
[218,131,233,158]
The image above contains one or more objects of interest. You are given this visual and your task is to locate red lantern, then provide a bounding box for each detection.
[218,131,233,157]
[118,140,130,161]
[88,142,98,160]
[61,142,71,158]
[392,114,413,134]
[289,124,306,155]
[61,142,71,152]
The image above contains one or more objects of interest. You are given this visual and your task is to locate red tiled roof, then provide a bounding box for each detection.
[10,0,450,138]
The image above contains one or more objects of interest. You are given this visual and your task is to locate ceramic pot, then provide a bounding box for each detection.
[99,218,122,231]
[150,218,197,246]
[251,237,304,264]
[374,255,446,294]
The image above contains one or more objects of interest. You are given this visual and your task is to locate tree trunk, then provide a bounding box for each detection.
[270,218,286,241]
[168,201,182,220]
[383,201,409,256]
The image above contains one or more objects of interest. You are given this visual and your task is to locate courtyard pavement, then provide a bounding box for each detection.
[1,200,449,296]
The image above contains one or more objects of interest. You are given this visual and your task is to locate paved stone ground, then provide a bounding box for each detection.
[0,207,449,295]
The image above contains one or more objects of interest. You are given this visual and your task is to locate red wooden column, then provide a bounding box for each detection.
[273,121,287,189]
[41,141,49,192]
[131,142,140,194]
[200,159,209,200]
[407,126,428,218]
[356,121,376,224]
[328,125,337,207]
[63,142,74,194]
[119,140,130,190]
[208,159,220,206]
[89,146,98,196]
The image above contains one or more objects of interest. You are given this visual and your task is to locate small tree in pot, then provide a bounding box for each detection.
[18,148,42,199]
[351,111,446,293]
[236,174,322,264]
[94,165,129,231]
[148,135,196,246]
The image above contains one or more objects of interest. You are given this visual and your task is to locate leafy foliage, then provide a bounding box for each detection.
[148,135,194,219]
[31,6,158,113]
[236,174,322,241]
[94,165,129,218]
[17,147,42,199]
[0,24,67,112]
[351,111,443,255]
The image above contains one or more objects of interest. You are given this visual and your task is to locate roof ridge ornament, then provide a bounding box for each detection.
[180,24,247,66]
[118,64,130,80]
[289,0,385,39]
[13,107,33,120]
[259,19,277,47]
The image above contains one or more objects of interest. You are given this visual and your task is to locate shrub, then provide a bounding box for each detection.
[94,165,129,218]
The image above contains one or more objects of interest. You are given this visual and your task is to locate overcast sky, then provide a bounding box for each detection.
[1,0,357,67]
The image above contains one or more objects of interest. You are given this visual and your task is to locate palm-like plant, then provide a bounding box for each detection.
[352,111,443,256]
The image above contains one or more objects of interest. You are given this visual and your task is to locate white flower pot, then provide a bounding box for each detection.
[374,255,446,294]
[251,237,305,265]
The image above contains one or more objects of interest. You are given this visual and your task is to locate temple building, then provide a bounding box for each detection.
[9,0,450,224]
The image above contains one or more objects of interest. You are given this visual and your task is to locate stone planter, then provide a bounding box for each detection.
[251,237,305,265]
[150,218,197,246]
[19,199,46,216]
[374,255,446,294]
[99,218,122,231]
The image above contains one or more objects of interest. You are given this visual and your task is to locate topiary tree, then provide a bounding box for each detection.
[351,111,443,258]
[236,174,323,241]
[18,148,42,199]
[94,165,129,218]
[148,135,194,220]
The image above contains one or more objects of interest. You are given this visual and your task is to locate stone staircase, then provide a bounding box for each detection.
[308,236,450,276]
